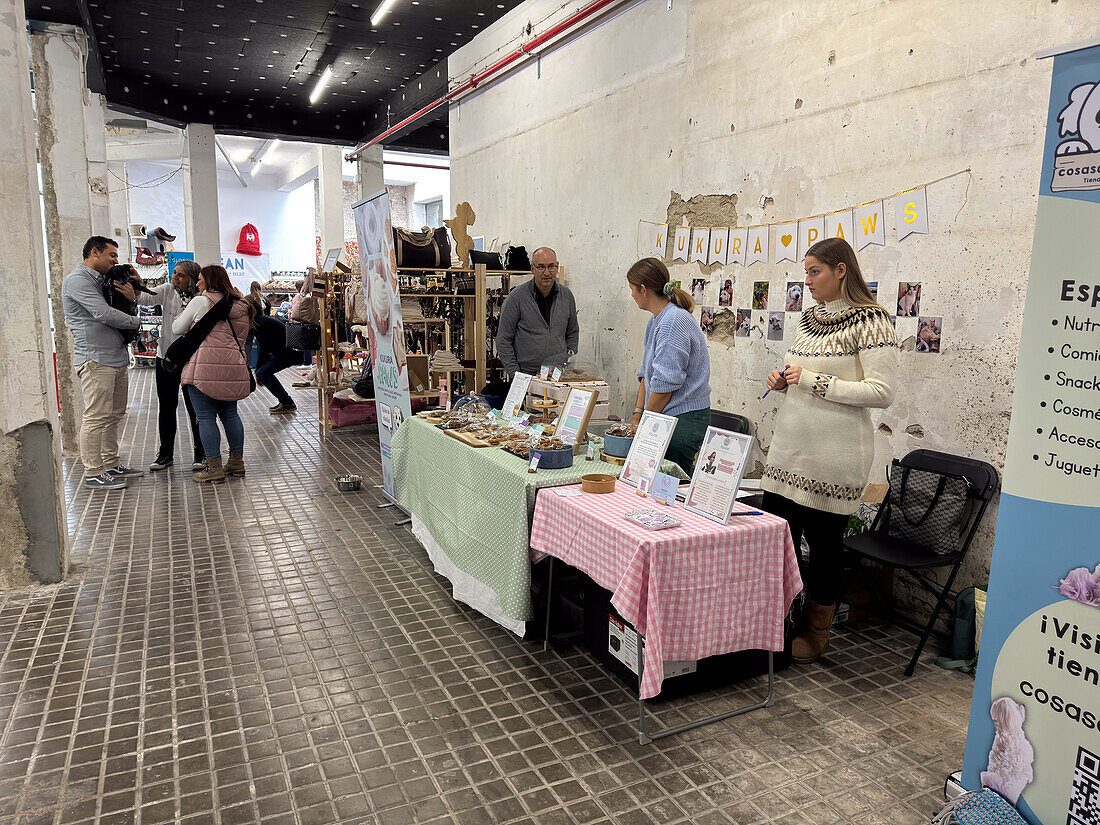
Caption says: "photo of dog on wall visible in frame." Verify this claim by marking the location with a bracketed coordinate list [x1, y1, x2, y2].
[867, 281, 879, 301]
[916, 316, 942, 353]
[768, 312, 784, 340]
[691, 278, 707, 305]
[897, 282, 921, 317]
[718, 279, 733, 307]
[785, 282, 803, 312]
[735, 309, 751, 338]
[752, 281, 769, 310]
[700, 306, 715, 334]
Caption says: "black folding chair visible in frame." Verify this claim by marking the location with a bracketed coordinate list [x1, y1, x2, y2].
[710, 409, 752, 435]
[843, 448, 999, 676]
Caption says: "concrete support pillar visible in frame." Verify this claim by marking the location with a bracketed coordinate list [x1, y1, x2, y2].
[183, 124, 221, 266]
[318, 144, 344, 261]
[85, 93, 111, 237]
[107, 161, 131, 260]
[30, 24, 93, 454]
[356, 144, 384, 201]
[0, 4, 68, 585]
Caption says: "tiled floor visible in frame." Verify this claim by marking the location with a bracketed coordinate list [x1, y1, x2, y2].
[0, 367, 972, 825]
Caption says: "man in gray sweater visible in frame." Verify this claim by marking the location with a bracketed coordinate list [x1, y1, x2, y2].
[496, 247, 579, 377]
[61, 237, 144, 490]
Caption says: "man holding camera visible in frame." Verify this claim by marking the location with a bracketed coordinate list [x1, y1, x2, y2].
[61, 237, 144, 490]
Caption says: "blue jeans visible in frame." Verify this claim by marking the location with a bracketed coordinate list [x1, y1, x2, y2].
[186, 385, 245, 461]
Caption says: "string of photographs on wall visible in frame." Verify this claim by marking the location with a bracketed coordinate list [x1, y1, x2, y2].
[662, 170, 969, 356]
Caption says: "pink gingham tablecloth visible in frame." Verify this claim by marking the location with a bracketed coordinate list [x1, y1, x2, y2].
[530, 485, 802, 699]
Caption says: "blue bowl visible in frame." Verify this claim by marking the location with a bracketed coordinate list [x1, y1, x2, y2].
[536, 445, 574, 470]
[603, 434, 634, 458]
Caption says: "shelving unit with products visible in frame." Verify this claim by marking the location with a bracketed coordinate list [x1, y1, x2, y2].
[129, 266, 168, 368]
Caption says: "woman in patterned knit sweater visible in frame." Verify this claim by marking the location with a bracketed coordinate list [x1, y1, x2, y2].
[762, 237, 898, 663]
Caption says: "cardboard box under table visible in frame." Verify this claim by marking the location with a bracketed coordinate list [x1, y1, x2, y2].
[530, 483, 803, 742]
[390, 416, 625, 635]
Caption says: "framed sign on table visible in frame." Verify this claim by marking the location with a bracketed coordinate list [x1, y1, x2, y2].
[322, 247, 342, 272]
[683, 427, 755, 524]
[500, 372, 534, 419]
[619, 411, 677, 488]
[553, 386, 597, 445]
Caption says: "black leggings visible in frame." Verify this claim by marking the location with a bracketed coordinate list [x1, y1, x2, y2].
[761, 492, 849, 605]
[155, 357, 202, 459]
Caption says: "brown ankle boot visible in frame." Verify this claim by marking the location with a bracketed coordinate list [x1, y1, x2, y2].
[792, 601, 836, 663]
[193, 457, 226, 483]
[226, 452, 245, 477]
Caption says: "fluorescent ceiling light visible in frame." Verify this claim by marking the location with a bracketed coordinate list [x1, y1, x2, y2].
[250, 139, 281, 175]
[309, 66, 333, 104]
[370, 0, 399, 26]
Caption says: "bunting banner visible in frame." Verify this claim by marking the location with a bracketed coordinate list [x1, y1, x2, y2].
[797, 216, 824, 260]
[772, 220, 798, 264]
[854, 200, 886, 250]
[708, 228, 729, 265]
[638, 170, 965, 264]
[728, 228, 748, 266]
[746, 226, 769, 266]
[650, 223, 667, 257]
[827, 209, 855, 245]
[690, 228, 710, 263]
[895, 186, 929, 241]
[673, 226, 690, 262]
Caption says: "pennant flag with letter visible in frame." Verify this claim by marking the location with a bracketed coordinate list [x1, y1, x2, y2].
[798, 216, 824, 260]
[651, 224, 668, 258]
[772, 220, 798, 264]
[690, 228, 710, 264]
[728, 228, 747, 266]
[673, 226, 690, 262]
[854, 200, 886, 250]
[707, 228, 729, 265]
[746, 226, 769, 266]
[826, 210, 854, 245]
[894, 186, 929, 241]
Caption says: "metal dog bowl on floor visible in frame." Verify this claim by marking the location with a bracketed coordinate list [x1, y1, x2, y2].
[335, 474, 362, 492]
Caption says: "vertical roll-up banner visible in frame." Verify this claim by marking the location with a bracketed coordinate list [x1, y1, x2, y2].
[961, 43, 1100, 825]
[352, 189, 411, 502]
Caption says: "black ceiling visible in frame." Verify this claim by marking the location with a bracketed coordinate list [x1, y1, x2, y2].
[24, 0, 524, 152]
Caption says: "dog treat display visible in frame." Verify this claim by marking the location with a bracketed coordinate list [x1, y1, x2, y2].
[606, 423, 637, 438]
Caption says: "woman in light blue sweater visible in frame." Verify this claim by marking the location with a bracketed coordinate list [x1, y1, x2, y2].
[628, 257, 712, 474]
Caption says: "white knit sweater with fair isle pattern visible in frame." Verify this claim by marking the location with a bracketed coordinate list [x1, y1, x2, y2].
[761, 298, 899, 515]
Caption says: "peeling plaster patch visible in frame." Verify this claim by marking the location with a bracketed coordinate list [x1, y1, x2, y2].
[0, 435, 32, 591]
[707, 308, 739, 347]
[905, 424, 925, 438]
[878, 423, 893, 436]
[664, 191, 738, 274]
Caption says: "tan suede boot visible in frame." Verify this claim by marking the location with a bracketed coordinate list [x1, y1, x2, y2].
[193, 457, 226, 483]
[791, 601, 836, 663]
[225, 452, 245, 477]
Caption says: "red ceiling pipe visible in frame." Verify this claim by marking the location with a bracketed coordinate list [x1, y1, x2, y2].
[346, 0, 626, 160]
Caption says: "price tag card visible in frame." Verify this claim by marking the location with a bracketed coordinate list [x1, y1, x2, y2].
[551, 367, 563, 382]
[528, 451, 542, 473]
[651, 472, 679, 506]
[539, 365, 551, 380]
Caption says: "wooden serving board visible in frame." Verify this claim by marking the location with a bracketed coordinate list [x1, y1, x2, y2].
[600, 450, 626, 466]
[445, 429, 493, 448]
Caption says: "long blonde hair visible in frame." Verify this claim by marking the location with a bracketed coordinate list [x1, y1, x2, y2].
[804, 237, 880, 309]
[626, 257, 694, 313]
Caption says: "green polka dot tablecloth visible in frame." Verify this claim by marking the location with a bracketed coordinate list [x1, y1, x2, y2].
[391, 417, 627, 623]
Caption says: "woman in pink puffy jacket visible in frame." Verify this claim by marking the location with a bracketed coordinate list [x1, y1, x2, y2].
[173, 265, 255, 483]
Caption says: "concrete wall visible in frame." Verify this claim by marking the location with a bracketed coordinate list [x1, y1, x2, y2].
[127, 161, 315, 270]
[449, 0, 1093, 613]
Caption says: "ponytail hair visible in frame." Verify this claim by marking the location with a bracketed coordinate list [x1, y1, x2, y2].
[626, 257, 694, 313]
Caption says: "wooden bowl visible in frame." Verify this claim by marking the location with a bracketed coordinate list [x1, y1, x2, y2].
[581, 473, 616, 494]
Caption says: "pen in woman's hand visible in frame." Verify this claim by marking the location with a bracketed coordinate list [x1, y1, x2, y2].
[760, 367, 788, 400]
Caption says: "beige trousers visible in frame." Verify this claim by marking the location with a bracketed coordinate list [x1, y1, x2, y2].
[77, 361, 128, 476]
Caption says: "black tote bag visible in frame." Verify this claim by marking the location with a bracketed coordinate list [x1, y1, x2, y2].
[885, 460, 971, 554]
